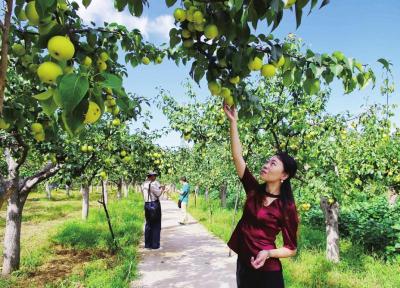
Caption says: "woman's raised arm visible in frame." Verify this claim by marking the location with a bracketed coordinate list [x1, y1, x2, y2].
[223, 103, 246, 178]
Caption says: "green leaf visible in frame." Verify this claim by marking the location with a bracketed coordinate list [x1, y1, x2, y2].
[35, 0, 56, 18]
[295, 3, 303, 28]
[115, 0, 128, 11]
[271, 10, 283, 31]
[377, 58, 392, 71]
[58, 74, 89, 113]
[37, 24, 66, 49]
[320, 0, 330, 9]
[193, 66, 205, 84]
[82, 0, 92, 8]
[165, 0, 178, 7]
[271, 0, 280, 13]
[169, 28, 181, 48]
[322, 70, 334, 84]
[61, 101, 87, 137]
[128, 0, 143, 16]
[230, 0, 244, 12]
[39, 95, 58, 117]
[53, 89, 62, 107]
[329, 64, 343, 77]
[240, 8, 249, 27]
[308, 0, 318, 15]
[33, 89, 54, 100]
[99, 73, 123, 89]
[283, 70, 294, 86]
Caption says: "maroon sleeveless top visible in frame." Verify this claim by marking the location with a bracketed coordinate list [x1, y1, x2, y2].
[227, 166, 299, 271]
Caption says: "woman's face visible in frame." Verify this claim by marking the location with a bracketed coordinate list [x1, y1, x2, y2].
[260, 156, 288, 183]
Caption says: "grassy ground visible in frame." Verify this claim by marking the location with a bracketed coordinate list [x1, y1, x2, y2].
[187, 196, 400, 288]
[0, 187, 144, 288]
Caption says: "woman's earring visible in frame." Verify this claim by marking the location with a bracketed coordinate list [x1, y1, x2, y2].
[280, 179, 284, 183]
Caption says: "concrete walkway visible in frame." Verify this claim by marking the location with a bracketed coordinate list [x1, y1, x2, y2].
[131, 200, 237, 288]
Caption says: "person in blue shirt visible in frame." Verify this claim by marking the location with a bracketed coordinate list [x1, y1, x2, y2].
[178, 176, 190, 225]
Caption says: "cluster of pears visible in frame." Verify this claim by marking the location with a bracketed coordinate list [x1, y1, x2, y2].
[300, 203, 311, 211]
[31, 122, 45, 142]
[173, 1, 219, 49]
[92, 52, 110, 72]
[207, 81, 235, 107]
[152, 152, 163, 165]
[141, 55, 163, 65]
[104, 89, 120, 116]
[36, 35, 75, 84]
[19, 0, 69, 27]
[80, 144, 94, 153]
[182, 126, 192, 141]
[103, 88, 122, 127]
[44, 153, 57, 164]
[247, 55, 286, 79]
[99, 171, 107, 180]
[10, 40, 37, 73]
[120, 150, 132, 163]
[16, 0, 68, 38]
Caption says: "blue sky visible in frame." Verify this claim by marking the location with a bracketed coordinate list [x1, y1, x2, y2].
[78, 1, 399, 147]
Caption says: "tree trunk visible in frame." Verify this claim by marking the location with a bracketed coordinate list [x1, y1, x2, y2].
[388, 187, 398, 207]
[0, 0, 14, 114]
[81, 184, 89, 220]
[117, 179, 122, 200]
[2, 190, 26, 275]
[194, 185, 199, 208]
[102, 180, 108, 206]
[123, 179, 128, 198]
[0, 148, 20, 210]
[171, 183, 176, 193]
[229, 183, 242, 257]
[45, 182, 51, 200]
[220, 182, 227, 208]
[320, 196, 340, 263]
[205, 187, 209, 201]
[65, 184, 71, 197]
[134, 182, 140, 193]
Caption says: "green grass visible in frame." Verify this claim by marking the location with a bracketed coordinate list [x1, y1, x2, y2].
[0, 188, 144, 288]
[0, 189, 82, 229]
[49, 192, 144, 288]
[0, 189, 83, 287]
[187, 196, 400, 288]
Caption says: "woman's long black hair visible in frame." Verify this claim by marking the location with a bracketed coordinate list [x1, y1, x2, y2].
[276, 151, 297, 208]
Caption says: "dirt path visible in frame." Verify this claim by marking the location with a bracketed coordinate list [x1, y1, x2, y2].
[131, 200, 237, 288]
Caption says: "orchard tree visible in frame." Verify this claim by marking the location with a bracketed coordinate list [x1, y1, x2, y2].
[0, 0, 171, 211]
[0, 0, 160, 272]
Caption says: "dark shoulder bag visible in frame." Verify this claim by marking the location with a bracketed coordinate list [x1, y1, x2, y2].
[178, 189, 189, 209]
[145, 182, 160, 221]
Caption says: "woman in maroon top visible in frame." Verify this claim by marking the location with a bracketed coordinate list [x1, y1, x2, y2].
[224, 103, 299, 288]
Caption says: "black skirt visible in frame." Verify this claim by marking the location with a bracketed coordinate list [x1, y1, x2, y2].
[236, 257, 284, 288]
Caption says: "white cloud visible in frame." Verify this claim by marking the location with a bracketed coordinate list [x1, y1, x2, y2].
[76, 0, 174, 40]
[148, 15, 175, 40]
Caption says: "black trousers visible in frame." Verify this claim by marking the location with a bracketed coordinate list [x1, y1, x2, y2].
[236, 258, 284, 288]
[144, 200, 161, 249]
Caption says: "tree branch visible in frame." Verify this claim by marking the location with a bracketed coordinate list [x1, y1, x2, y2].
[18, 162, 61, 199]
[13, 131, 29, 170]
